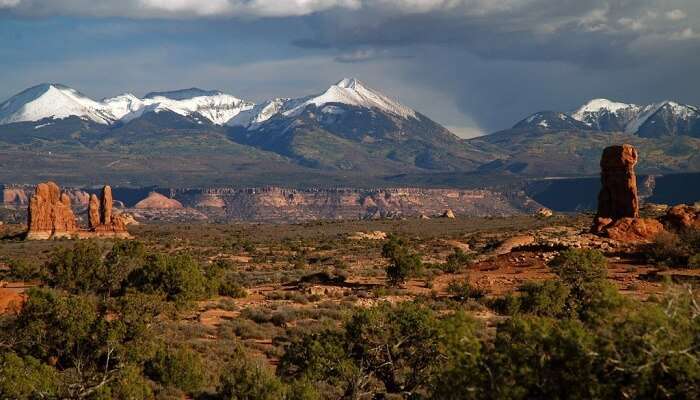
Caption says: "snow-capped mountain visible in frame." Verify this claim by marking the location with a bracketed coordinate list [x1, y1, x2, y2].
[515, 98, 700, 137]
[228, 78, 418, 130]
[0, 84, 116, 125]
[0, 84, 254, 126]
[126, 89, 255, 125]
[513, 111, 591, 131]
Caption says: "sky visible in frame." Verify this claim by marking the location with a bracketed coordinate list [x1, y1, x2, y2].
[0, 0, 699, 138]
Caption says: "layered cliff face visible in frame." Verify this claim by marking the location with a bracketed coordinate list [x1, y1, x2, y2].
[4, 184, 542, 223]
[171, 187, 542, 221]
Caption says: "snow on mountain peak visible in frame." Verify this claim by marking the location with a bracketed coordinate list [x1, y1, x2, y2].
[143, 88, 223, 100]
[335, 77, 362, 89]
[0, 83, 115, 125]
[572, 98, 635, 119]
[295, 78, 418, 119]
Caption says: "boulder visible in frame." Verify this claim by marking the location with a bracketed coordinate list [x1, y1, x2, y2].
[596, 144, 639, 221]
[26, 181, 78, 240]
[442, 209, 456, 219]
[536, 208, 553, 218]
[661, 204, 700, 231]
[134, 192, 184, 209]
[600, 218, 664, 243]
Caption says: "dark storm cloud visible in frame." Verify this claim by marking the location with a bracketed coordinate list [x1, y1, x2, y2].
[288, 0, 700, 130]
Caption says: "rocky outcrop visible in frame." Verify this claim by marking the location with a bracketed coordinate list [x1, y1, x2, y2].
[134, 192, 184, 209]
[86, 185, 131, 238]
[26, 182, 130, 240]
[493, 235, 536, 255]
[442, 209, 456, 219]
[600, 218, 665, 242]
[592, 145, 663, 242]
[661, 204, 700, 230]
[537, 208, 553, 218]
[27, 182, 78, 240]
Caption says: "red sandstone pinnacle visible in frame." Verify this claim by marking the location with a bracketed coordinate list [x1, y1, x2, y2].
[88, 194, 100, 229]
[596, 144, 639, 221]
[26, 181, 78, 240]
[592, 145, 664, 243]
[101, 185, 113, 224]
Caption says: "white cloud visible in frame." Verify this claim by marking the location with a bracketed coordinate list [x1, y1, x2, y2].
[666, 9, 687, 21]
[671, 27, 700, 40]
[0, 0, 21, 8]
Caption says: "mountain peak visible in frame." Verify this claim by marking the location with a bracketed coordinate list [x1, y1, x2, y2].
[0, 82, 114, 125]
[335, 78, 363, 89]
[573, 98, 635, 116]
[144, 88, 224, 100]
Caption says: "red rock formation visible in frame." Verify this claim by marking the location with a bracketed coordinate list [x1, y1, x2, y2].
[101, 185, 113, 224]
[134, 192, 184, 209]
[26, 181, 78, 240]
[27, 182, 131, 240]
[592, 145, 664, 242]
[596, 144, 639, 221]
[661, 204, 700, 231]
[85, 185, 131, 238]
[600, 218, 665, 243]
[88, 194, 101, 229]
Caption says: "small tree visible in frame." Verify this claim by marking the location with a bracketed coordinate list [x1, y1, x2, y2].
[382, 235, 422, 286]
[146, 345, 205, 394]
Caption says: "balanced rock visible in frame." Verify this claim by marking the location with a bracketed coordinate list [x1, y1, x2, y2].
[595, 144, 639, 223]
[27, 181, 78, 240]
[592, 145, 663, 242]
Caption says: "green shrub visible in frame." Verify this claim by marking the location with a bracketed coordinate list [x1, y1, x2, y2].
[515, 280, 571, 317]
[548, 249, 622, 321]
[0, 352, 60, 399]
[146, 345, 205, 394]
[216, 357, 286, 400]
[647, 232, 687, 267]
[382, 235, 423, 286]
[44, 240, 103, 293]
[127, 253, 208, 304]
[5, 259, 42, 281]
[446, 279, 485, 301]
[440, 248, 474, 274]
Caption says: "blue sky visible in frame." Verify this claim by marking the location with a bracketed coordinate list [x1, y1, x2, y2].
[1, 1, 699, 137]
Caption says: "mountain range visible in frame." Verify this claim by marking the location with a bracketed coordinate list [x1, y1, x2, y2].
[513, 98, 700, 137]
[1, 79, 700, 187]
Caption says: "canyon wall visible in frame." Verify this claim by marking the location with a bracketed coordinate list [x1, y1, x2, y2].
[170, 187, 541, 221]
[3, 184, 542, 222]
